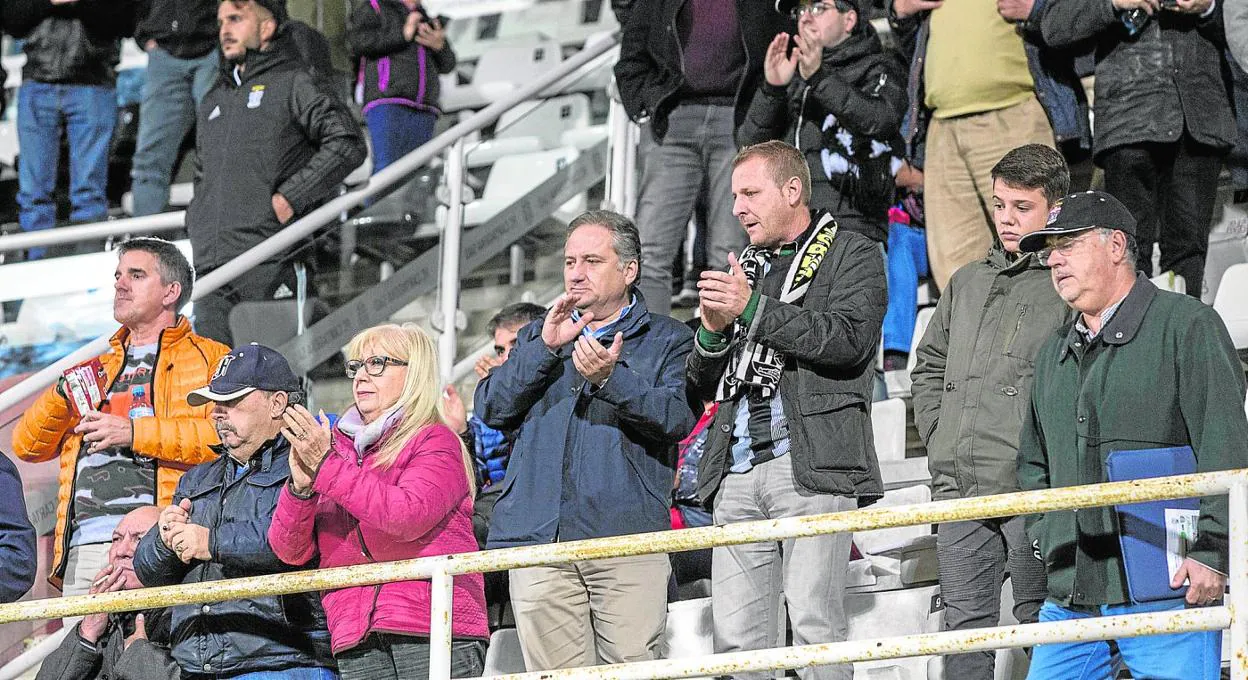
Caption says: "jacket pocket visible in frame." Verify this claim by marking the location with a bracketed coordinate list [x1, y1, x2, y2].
[799, 392, 870, 473]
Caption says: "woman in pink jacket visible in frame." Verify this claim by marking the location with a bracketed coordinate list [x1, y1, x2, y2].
[269, 323, 488, 679]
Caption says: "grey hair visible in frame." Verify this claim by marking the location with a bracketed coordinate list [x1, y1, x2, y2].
[566, 210, 643, 273]
[1094, 227, 1138, 268]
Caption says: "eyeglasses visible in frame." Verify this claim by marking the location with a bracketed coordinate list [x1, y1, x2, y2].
[790, 1, 851, 19]
[1036, 231, 1100, 266]
[345, 355, 408, 379]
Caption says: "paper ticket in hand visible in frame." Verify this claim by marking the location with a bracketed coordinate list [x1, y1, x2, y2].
[62, 358, 108, 418]
[1165, 508, 1200, 583]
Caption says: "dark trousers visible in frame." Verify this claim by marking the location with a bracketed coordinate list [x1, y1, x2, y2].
[192, 258, 305, 346]
[336, 634, 485, 680]
[1099, 136, 1225, 297]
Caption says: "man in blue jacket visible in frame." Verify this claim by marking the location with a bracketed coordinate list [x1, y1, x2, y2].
[0, 455, 36, 604]
[474, 210, 696, 671]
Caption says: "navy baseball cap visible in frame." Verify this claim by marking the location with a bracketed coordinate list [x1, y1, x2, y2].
[1019, 190, 1138, 253]
[187, 343, 301, 406]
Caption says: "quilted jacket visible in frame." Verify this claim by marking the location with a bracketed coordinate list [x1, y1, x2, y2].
[11, 316, 229, 588]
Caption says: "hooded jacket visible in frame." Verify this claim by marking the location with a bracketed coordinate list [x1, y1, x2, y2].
[738, 25, 907, 243]
[2, 0, 134, 86]
[133, 437, 335, 676]
[268, 417, 488, 653]
[11, 317, 229, 589]
[474, 294, 696, 548]
[911, 246, 1070, 501]
[346, 0, 457, 114]
[187, 29, 367, 272]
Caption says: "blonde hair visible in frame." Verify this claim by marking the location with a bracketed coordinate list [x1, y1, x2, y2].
[345, 323, 476, 495]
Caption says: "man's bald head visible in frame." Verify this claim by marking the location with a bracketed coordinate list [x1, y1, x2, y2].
[110, 506, 161, 590]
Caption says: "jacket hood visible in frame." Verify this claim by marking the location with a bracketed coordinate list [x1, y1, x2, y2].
[985, 244, 1049, 274]
[821, 22, 885, 73]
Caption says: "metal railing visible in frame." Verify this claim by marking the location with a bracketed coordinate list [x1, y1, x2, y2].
[0, 471, 1241, 679]
[0, 33, 623, 416]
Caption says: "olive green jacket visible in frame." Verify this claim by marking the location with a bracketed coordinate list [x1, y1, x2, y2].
[1017, 274, 1248, 606]
[912, 246, 1070, 501]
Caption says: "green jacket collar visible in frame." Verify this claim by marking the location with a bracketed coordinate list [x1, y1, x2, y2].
[1060, 272, 1156, 360]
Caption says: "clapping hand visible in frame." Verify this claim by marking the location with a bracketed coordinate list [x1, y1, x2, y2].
[763, 34, 797, 87]
[572, 332, 623, 386]
[281, 406, 332, 495]
[698, 253, 752, 333]
[542, 294, 594, 351]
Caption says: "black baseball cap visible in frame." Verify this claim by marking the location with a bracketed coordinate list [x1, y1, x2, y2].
[187, 343, 301, 406]
[1018, 190, 1138, 253]
[252, 0, 289, 25]
[775, 0, 860, 17]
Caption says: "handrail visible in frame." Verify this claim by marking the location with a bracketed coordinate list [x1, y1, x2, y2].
[0, 211, 185, 253]
[0, 33, 621, 416]
[0, 471, 1238, 622]
[0, 472, 1241, 678]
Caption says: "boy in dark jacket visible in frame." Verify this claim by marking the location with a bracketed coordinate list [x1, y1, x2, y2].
[739, 0, 907, 244]
[346, 0, 456, 174]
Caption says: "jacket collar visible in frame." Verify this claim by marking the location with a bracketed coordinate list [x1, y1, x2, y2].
[985, 244, 1048, 274]
[1060, 272, 1155, 360]
[217, 30, 297, 86]
[209, 434, 286, 472]
[109, 315, 193, 353]
[821, 23, 882, 69]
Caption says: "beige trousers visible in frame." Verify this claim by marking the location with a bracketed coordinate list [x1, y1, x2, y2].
[509, 553, 671, 671]
[924, 94, 1055, 290]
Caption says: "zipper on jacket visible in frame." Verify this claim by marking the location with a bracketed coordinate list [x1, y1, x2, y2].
[353, 449, 382, 637]
[1003, 305, 1028, 356]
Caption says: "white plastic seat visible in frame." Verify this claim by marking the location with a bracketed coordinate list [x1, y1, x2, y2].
[481, 628, 525, 675]
[439, 147, 583, 228]
[466, 94, 591, 168]
[1149, 271, 1186, 295]
[1213, 263, 1248, 349]
[871, 398, 907, 464]
[845, 583, 943, 679]
[662, 596, 714, 661]
[443, 39, 564, 112]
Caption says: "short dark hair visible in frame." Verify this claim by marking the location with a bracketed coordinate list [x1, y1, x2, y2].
[487, 302, 545, 336]
[117, 237, 195, 312]
[566, 210, 643, 272]
[991, 144, 1070, 205]
[733, 140, 812, 205]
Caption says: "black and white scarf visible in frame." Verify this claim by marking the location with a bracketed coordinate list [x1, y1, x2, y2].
[715, 214, 839, 402]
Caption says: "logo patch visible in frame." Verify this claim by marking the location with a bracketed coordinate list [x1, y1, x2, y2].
[1046, 201, 1063, 226]
[211, 354, 236, 381]
[247, 85, 265, 109]
[208, 105, 221, 120]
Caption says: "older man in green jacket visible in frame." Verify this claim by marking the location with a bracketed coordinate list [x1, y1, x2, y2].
[912, 144, 1072, 680]
[1016, 190, 1248, 680]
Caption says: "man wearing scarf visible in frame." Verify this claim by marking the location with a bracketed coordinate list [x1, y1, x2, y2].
[688, 140, 886, 680]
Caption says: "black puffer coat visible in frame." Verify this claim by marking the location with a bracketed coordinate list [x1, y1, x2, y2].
[134, 437, 335, 676]
[2, 0, 134, 86]
[738, 25, 907, 243]
[1040, 0, 1234, 156]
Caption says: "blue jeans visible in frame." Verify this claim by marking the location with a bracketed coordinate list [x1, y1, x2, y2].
[17, 81, 116, 258]
[882, 221, 928, 353]
[130, 46, 218, 216]
[185, 667, 338, 680]
[363, 104, 438, 175]
[634, 103, 745, 317]
[1026, 599, 1222, 680]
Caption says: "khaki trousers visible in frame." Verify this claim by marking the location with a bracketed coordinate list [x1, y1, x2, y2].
[924, 95, 1055, 290]
[509, 553, 671, 671]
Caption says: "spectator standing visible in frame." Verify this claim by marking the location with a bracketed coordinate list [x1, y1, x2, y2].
[614, 0, 791, 316]
[269, 324, 487, 679]
[0, 455, 36, 604]
[1016, 191, 1248, 679]
[129, 0, 219, 216]
[346, 0, 456, 174]
[2, 0, 136, 260]
[134, 343, 336, 679]
[11, 238, 229, 595]
[889, 0, 1088, 291]
[910, 144, 1071, 680]
[739, 0, 907, 244]
[188, 0, 366, 346]
[474, 210, 695, 670]
[37, 506, 179, 680]
[1041, 0, 1234, 297]
[688, 141, 886, 680]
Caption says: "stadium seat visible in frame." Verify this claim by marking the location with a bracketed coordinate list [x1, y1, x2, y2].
[1149, 271, 1186, 295]
[466, 94, 592, 168]
[845, 583, 943, 679]
[482, 628, 526, 675]
[442, 40, 565, 112]
[871, 398, 907, 464]
[438, 146, 584, 228]
[1213, 263, 1248, 349]
[662, 596, 714, 662]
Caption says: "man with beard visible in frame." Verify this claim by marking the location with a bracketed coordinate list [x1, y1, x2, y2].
[187, 0, 365, 345]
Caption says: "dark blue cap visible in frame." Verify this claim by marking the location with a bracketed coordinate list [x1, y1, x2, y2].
[187, 343, 300, 406]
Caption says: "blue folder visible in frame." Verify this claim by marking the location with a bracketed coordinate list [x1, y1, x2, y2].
[1104, 446, 1199, 603]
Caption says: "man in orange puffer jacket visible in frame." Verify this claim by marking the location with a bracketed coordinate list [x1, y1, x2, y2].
[12, 238, 229, 593]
